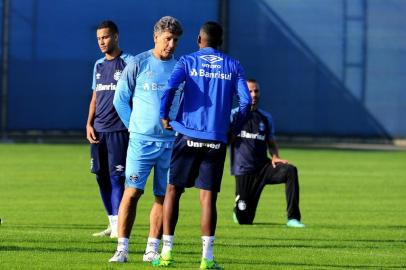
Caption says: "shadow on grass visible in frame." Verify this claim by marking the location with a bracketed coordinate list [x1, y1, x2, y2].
[222, 259, 405, 269]
[6, 223, 149, 230]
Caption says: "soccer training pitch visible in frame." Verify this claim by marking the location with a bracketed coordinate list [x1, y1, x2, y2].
[0, 143, 405, 269]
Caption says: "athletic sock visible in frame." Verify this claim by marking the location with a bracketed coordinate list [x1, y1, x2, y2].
[109, 215, 118, 235]
[145, 237, 160, 254]
[202, 236, 215, 260]
[117, 237, 129, 252]
[161, 235, 174, 254]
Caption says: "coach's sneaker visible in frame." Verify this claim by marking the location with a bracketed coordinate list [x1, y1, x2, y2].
[200, 258, 223, 270]
[143, 251, 159, 262]
[109, 250, 128, 263]
[92, 225, 111, 237]
[287, 219, 305, 228]
[151, 250, 174, 267]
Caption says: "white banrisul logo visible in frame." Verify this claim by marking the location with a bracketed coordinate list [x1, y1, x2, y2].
[189, 68, 231, 80]
[113, 70, 122, 81]
[96, 73, 101, 80]
[143, 82, 164, 91]
[200, 55, 223, 64]
[238, 130, 266, 141]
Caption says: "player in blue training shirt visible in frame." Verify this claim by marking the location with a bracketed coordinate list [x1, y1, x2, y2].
[108, 16, 183, 264]
[86, 20, 134, 239]
[153, 22, 251, 270]
[230, 79, 305, 228]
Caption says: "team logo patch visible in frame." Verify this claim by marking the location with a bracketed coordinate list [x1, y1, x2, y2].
[145, 70, 154, 79]
[96, 73, 101, 80]
[129, 174, 139, 182]
[259, 121, 265, 132]
[238, 200, 247, 211]
[115, 165, 125, 172]
[113, 70, 122, 81]
[200, 55, 223, 64]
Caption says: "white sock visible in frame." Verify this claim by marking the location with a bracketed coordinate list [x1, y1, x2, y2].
[202, 236, 215, 260]
[145, 237, 160, 254]
[108, 215, 114, 228]
[161, 235, 174, 254]
[109, 215, 118, 234]
[117, 237, 129, 252]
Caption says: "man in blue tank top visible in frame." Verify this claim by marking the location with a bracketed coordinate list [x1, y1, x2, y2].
[230, 79, 305, 228]
[86, 20, 134, 239]
[109, 16, 183, 264]
[153, 22, 252, 270]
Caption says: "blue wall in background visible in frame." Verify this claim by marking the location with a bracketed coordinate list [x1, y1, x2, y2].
[1, 0, 405, 138]
[229, 0, 405, 138]
[4, 0, 218, 130]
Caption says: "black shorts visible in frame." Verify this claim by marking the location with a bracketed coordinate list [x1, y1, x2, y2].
[90, 130, 129, 176]
[169, 134, 227, 192]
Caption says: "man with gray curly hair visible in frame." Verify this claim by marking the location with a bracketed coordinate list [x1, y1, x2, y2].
[108, 16, 183, 263]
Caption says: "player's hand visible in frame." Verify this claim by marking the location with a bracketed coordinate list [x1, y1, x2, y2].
[161, 118, 173, 130]
[271, 157, 288, 168]
[86, 125, 99, 144]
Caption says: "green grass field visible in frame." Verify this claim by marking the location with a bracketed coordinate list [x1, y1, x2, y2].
[0, 144, 405, 269]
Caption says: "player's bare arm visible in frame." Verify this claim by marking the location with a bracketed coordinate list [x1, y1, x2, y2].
[268, 139, 288, 167]
[86, 91, 99, 143]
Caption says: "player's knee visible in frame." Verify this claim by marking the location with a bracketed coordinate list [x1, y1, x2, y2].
[110, 175, 125, 187]
[286, 165, 298, 178]
[123, 187, 143, 201]
[235, 200, 254, 225]
[167, 184, 183, 197]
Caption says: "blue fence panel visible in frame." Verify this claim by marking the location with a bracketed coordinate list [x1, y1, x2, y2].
[3, 0, 406, 138]
[6, 0, 218, 131]
[228, 0, 404, 138]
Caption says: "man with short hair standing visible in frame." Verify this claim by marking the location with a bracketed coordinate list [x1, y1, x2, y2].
[154, 21, 251, 270]
[109, 16, 183, 263]
[230, 79, 305, 228]
[86, 20, 133, 239]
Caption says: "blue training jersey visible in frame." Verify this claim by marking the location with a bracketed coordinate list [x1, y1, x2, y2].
[160, 47, 252, 143]
[230, 108, 275, 175]
[92, 52, 135, 132]
[113, 50, 181, 141]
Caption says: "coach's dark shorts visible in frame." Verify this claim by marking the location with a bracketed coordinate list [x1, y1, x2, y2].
[90, 130, 129, 176]
[169, 134, 226, 192]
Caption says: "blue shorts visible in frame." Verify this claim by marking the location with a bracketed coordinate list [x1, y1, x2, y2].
[90, 131, 129, 176]
[169, 134, 227, 192]
[125, 138, 173, 196]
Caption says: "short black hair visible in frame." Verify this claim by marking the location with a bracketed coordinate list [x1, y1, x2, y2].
[200, 21, 223, 47]
[97, 20, 119, 34]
